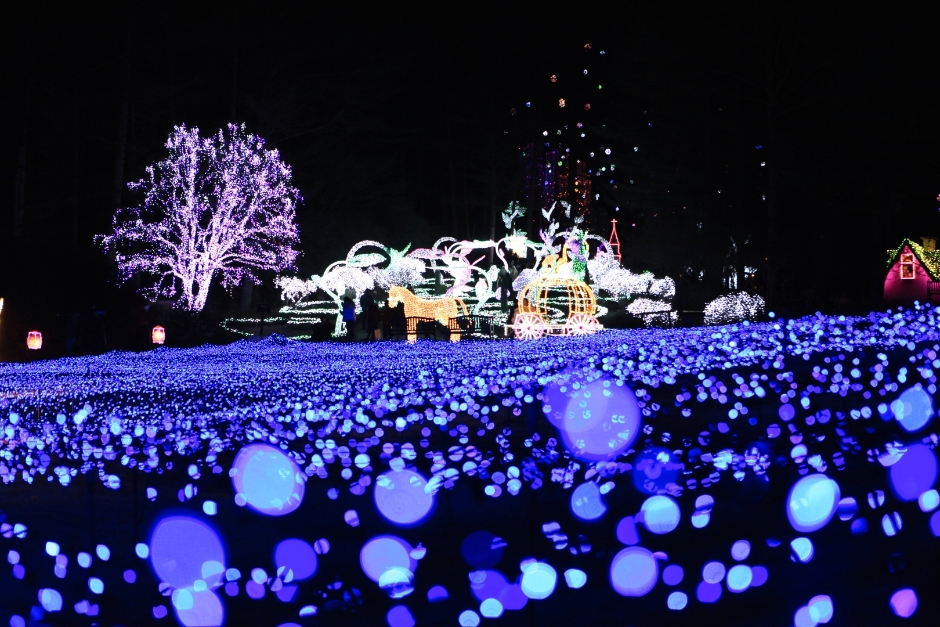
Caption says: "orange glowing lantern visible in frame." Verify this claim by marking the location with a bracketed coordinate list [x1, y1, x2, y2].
[27, 331, 42, 350]
[152, 326, 166, 345]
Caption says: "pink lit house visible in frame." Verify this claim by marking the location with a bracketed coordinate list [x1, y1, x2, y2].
[884, 238, 940, 306]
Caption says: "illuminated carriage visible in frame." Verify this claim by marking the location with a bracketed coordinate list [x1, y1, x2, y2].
[512, 275, 601, 339]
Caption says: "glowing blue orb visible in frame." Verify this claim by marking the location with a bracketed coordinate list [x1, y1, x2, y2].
[374, 469, 434, 526]
[521, 562, 557, 600]
[640, 496, 680, 534]
[892, 387, 933, 432]
[542, 374, 640, 460]
[889, 444, 938, 501]
[150, 516, 225, 590]
[890, 588, 918, 618]
[274, 539, 317, 581]
[731, 540, 751, 561]
[175, 589, 224, 627]
[360, 536, 416, 584]
[479, 598, 503, 618]
[564, 569, 587, 589]
[808, 594, 833, 623]
[571, 482, 607, 520]
[787, 474, 840, 532]
[790, 537, 814, 563]
[610, 547, 658, 597]
[667, 591, 688, 610]
[386, 605, 415, 627]
[231, 444, 304, 516]
[38, 589, 62, 612]
[662, 564, 683, 585]
[458, 610, 481, 626]
[469, 570, 509, 602]
[726, 565, 752, 592]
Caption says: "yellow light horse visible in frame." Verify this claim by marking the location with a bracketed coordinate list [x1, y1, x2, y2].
[387, 286, 469, 342]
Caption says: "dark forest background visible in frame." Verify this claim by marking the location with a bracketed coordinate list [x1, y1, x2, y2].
[2, 2, 939, 357]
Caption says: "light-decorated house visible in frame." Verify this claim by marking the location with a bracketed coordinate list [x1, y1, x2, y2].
[884, 238, 940, 305]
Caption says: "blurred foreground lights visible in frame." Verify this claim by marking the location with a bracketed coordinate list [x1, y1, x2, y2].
[919, 489, 939, 512]
[667, 591, 688, 610]
[275, 539, 317, 581]
[790, 537, 814, 563]
[458, 610, 481, 627]
[230, 444, 305, 516]
[731, 540, 751, 561]
[386, 605, 415, 627]
[889, 444, 938, 501]
[564, 568, 587, 589]
[521, 562, 557, 599]
[39, 589, 63, 612]
[610, 547, 657, 597]
[808, 595, 834, 623]
[726, 565, 752, 592]
[374, 469, 434, 526]
[787, 474, 840, 532]
[890, 588, 918, 618]
[640, 496, 680, 534]
[891, 386, 933, 432]
[571, 482, 606, 520]
[479, 598, 503, 618]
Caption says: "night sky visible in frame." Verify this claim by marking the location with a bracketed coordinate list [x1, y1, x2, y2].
[2, 3, 940, 348]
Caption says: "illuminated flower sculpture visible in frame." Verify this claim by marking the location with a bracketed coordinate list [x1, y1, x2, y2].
[98, 124, 301, 311]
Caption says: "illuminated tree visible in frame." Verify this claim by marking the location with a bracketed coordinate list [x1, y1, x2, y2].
[98, 124, 301, 311]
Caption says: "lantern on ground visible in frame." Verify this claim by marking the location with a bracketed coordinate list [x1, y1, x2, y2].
[27, 331, 42, 350]
[152, 326, 166, 345]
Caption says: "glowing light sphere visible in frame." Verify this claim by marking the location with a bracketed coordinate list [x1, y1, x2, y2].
[889, 443, 938, 501]
[667, 591, 688, 610]
[274, 539, 317, 581]
[231, 444, 304, 516]
[610, 547, 658, 597]
[542, 374, 640, 461]
[662, 564, 683, 586]
[726, 565, 752, 592]
[150, 516, 225, 590]
[890, 588, 918, 618]
[790, 537, 814, 563]
[731, 540, 751, 561]
[521, 562, 557, 600]
[892, 386, 933, 432]
[174, 589, 224, 627]
[640, 496, 680, 534]
[702, 561, 726, 584]
[458, 610, 481, 627]
[479, 598, 504, 618]
[787, 474, 840, 532]
[919, 489, 939, 512]
[564, 568, 587, 589]
[374, 469, 434, 526]
[360, 536, 416, 584]
[386, 605, 416, 627]
[571, 482, 607, 520]
[808, 594, 834, 623]
[38, 589, 62, 612]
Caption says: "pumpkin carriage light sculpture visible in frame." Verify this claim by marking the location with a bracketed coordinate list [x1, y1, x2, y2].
[512, 244, 602, 340]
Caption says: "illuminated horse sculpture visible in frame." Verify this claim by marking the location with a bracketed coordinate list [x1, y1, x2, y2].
[387, 286, 469, 342]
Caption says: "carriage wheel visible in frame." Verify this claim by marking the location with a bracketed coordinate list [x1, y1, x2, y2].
[514, 313, 545, 340]
[565, 313, 598, 336]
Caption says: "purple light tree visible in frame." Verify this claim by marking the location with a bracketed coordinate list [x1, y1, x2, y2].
[98, 124, 301, 311]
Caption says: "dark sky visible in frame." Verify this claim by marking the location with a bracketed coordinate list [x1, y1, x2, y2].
[2, 2, 940, 317]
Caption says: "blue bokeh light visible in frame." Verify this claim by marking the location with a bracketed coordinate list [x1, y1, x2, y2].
[521, 562, 557, 600]
[726, 565, 752, 592]
[386, 605, 415, 627]
[610, 547, 658, 597]
[374, 468, 434, 526]
[360, 536, 416, 584]
[571, 482, 607, 520]
[542, 374, 640, 460]
[889, 443, 938, 501]
[231, 443, 305, 516]
[890, 588, 918, 618]
[640, 495, 680, 534]
[633, 448, 682, 495]
[787, 474, 840, 532]
[892, 386, 933, 432]
[150, 516, 225, 590]
[274, 538, 317, 581]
